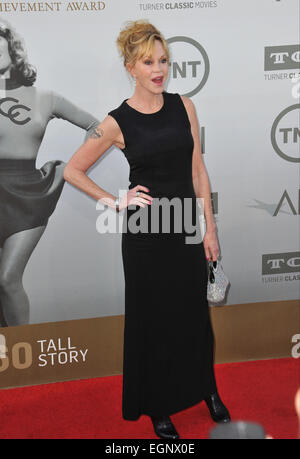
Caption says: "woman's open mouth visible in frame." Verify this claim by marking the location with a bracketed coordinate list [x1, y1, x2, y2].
[152, 76, 163, 86]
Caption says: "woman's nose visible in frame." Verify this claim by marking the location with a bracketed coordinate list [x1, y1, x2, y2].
[154, 61, 163, 72]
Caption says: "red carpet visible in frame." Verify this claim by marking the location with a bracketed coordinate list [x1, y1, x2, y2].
[0, 357, 299, 439]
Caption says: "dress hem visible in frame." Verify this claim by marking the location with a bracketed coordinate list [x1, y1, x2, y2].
[122, 387, 217, 421]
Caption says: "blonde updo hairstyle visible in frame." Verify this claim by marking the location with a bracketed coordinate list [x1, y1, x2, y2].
[117, 20, 169, 74]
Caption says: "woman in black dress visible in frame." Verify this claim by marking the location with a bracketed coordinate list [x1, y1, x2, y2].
[63, 19, 230, 439]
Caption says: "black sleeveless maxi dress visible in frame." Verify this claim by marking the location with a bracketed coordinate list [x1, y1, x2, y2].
[108, 90, 217, 421]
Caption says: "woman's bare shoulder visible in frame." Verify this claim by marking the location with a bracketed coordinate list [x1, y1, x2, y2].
[179, 95, 198, 127]
[179, 95, 196, 113]
[100, 114, 125, 149]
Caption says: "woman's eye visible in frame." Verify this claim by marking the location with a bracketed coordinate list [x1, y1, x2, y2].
[144, 58, 167, 65]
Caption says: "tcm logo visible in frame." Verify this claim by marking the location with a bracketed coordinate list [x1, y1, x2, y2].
[166, 36, 209, 97]
[271, 104, 300, 163]
[262, 251, 300, 275]
[265, 45, 300, 71]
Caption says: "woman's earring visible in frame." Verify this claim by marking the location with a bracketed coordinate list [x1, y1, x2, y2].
[132, 75, 136, 87]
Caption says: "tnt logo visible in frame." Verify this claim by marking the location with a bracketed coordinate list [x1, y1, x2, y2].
[166, 36, 209, 97]
[271, 104, 300, 163]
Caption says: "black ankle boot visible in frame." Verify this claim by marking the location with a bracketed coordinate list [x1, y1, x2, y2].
[150, 415, 180, 439]
[204, 392, 231, 423]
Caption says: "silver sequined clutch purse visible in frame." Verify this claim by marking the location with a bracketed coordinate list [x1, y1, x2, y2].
[207, 260, 229, 304]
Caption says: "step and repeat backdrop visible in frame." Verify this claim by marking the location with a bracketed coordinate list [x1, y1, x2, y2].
[0, 0, 299, 388]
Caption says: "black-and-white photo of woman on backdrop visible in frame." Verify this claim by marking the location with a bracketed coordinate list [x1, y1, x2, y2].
[0, 17, 99, 327]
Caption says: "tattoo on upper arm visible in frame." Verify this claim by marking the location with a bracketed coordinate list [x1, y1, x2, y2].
[90, 126, 104, 139]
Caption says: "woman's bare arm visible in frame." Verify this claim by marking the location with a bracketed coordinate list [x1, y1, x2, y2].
[180, 95, 219, 260]
[180, 95, 216, 232]
[63, 115, 124, 210]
